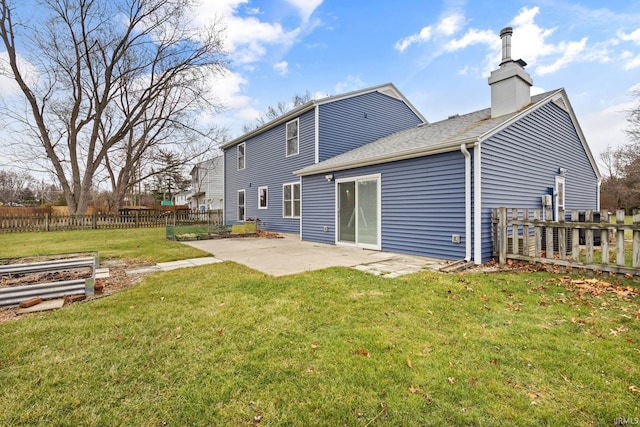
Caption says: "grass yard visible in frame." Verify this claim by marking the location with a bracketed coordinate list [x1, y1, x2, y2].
[0, 229, 639, 426]
[0, 228, 208, 263]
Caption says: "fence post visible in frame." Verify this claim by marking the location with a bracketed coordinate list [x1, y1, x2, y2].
[499, 207, 507, 265]
[45, 213, 50, 232]
[600, 211, 610, 273]
[571, 210, 579, 262]
[633, 212, 640, 275]
[585, 210, 594, 265]
[492, 208, 498, 257]
[523, 208, 529, 257]
[511, 208, 519, 255]
[558, 209, 566, 259]
[533, 209, 541, 258]
[616, 210, 625, 269]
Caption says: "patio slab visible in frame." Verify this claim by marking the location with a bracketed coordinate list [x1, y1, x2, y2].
[182, 233, 451, 277]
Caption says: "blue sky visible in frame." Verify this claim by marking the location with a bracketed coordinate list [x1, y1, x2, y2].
[198, 0, 640, 161]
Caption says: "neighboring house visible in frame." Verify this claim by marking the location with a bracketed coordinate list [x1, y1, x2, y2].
[222, 83, 426, 231]
[190, 156, 224, 211]
[224, 28, 600, 264]
[175, 190, 190, 207]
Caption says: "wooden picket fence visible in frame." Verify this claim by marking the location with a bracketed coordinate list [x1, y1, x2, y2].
[492, 207, 640, 279]
[0, 210, 223, 233]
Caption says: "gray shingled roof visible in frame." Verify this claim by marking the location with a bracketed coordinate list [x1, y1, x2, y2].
[295, 90, 559, 176]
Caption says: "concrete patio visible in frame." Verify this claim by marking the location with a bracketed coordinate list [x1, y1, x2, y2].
[180, 233, 451, 277]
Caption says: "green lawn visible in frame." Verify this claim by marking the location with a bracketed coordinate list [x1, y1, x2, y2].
[0, 230, 638, 426]
[0, 228, 208, 263]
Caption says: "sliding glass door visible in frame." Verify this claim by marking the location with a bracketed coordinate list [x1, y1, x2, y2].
[337, 175, 380, 249]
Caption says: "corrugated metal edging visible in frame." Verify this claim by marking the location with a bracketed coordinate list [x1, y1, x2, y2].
[0, 257, 96, 275]
[0, 279, 85, 307]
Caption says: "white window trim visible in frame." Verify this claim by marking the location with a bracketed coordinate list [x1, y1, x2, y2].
[258, 186, 268, 210]
[286, 118, 299, 158]
[282, 181, 301, 219]
[237, 189, 245, 221]
[237, 142, 246, 170]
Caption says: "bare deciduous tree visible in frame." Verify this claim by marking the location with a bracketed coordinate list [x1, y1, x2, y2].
[0, 0, 228, 213]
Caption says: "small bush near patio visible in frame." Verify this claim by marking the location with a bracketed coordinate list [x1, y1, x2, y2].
[1, 257, 638, 425]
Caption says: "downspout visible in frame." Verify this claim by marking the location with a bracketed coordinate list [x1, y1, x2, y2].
[460, 144, 472, 262]
[473, 140, 482, 264]
[596, 177, 601, 211]
[314, 105, 319, 164]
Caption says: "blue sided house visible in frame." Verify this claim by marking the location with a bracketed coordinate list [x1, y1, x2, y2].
[223, 27, 600, 264]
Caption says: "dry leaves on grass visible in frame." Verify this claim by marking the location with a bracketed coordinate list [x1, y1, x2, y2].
[556, 276, 639, 298]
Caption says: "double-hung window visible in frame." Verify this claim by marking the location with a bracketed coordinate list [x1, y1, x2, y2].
[258, 186, 268, 209]
[283, 182, 300, 218]
[237, 142, 245, 170]
[286, 119, 299, 157]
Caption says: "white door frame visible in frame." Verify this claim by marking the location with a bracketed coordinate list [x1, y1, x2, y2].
[335, 174, 381, 250]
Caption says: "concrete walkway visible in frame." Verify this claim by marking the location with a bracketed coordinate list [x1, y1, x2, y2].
[179, 233, 450, 277]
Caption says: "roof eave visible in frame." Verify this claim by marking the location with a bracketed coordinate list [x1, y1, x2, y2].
[295, 138, 478, 176]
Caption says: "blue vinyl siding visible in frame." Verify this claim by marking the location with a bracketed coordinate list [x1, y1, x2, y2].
[479, 102, 599, 262]
[302, 151, 467, 260]
[318, 92, 423, 162]
[224, 110, 315, 233]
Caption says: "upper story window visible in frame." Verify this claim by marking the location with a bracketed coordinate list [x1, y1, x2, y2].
[237, 142, 245, 170]
[286, 119, 299, 157]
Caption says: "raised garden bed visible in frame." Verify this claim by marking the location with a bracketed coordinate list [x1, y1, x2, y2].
[166, 220, 258, 241]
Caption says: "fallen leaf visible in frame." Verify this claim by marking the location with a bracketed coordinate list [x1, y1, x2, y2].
[447, 377, 455, 384]
[351, 348, 370, 358]
[409, 385, 418, 394]
[407, 359, 412, 368]
[629, 385, 640, 394]
[490, 359, 499, 365]
[449, 361, 455, 368]
[527, 392, 540, 399]
[217, 329, 224, 336]
[311, 343, 318, 349]
[469, 377, 477, 386]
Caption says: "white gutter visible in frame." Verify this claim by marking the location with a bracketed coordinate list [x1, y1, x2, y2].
[460, 144, 472, 262]
[473, 140, 482, 264]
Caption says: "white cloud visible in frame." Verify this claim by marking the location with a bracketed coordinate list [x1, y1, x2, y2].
[580, 100, 633, 158]
[208, 69, 250, 109]
[0, 51, 40, 98]
[395, 5, 632, 78]
[535, 38, 588, 75]
[194, 0, 319, 65]
[274, 61, 289, 76]
[333, 75, 366, 94]
[395, 12, 464, 53]
[619, 28, 640, 44]
[286, 0, 323, 23]
[395, 26, 433, 53]
[436, 13, 464, 37]
[624, 54, 640, 70]
[445, 28, 497, 52]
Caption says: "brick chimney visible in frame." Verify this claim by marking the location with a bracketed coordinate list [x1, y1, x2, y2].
[488, 27, 533, 118]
